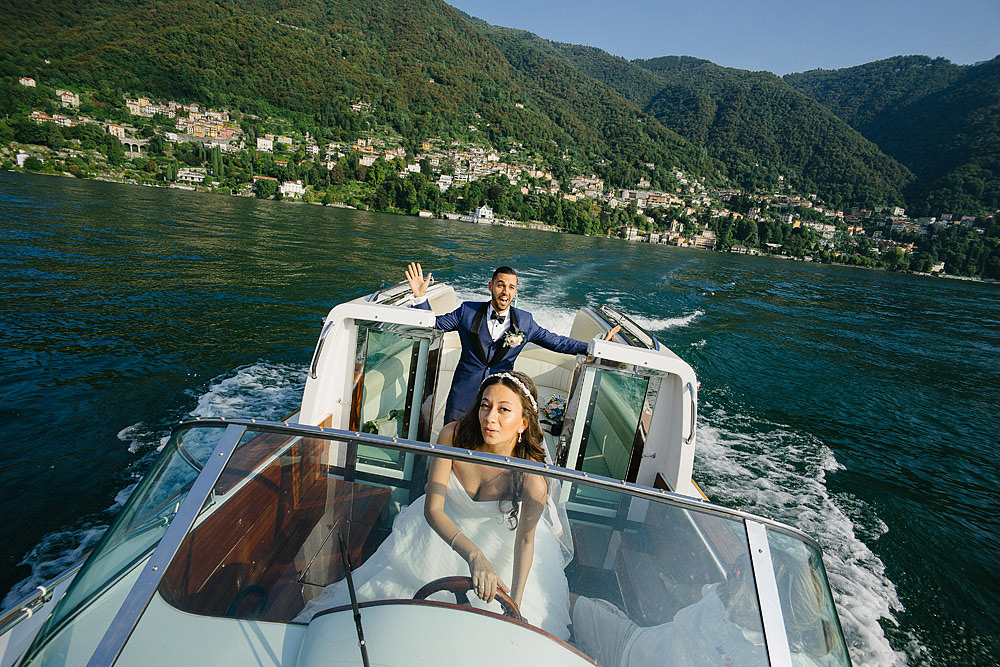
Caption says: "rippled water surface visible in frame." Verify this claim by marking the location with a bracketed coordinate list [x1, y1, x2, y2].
[1, 172, 998, 665]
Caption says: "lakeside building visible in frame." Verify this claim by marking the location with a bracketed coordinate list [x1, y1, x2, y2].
[176, 168, 207, 185]
[55, 89, 80, 108]
[472, 204, 494, 223]
[16, 152, 41, 167]
[19, 77, 36, 87]
[279, 180, 305, 198]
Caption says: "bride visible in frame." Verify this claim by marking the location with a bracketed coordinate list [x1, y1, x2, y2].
[295, 371, 571, 639]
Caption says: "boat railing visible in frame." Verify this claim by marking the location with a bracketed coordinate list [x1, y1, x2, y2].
[165, 418, 829, 560]
[0, 561, 85, 636]
[595, 304, 662, 351]
[17, 420, 850, 667]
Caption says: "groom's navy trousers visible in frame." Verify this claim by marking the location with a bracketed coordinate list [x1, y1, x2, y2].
[414, 300, 587, 423]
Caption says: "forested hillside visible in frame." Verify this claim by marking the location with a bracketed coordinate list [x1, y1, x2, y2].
[784, 56, 966, 132]
[467, 23, 715, 190]
[2, 0, 997, 214]
[787, 56, 1000, 215]
[1, 0, 708, 189]
[555, 47, 913, 209]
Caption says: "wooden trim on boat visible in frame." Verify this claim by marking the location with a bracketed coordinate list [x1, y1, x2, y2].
[654, 472, 710, 502]
[161, 437, 391, 621]
[653, 472, 670, 492]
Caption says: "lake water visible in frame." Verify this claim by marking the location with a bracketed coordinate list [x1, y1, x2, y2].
[1, 171, 997, 665]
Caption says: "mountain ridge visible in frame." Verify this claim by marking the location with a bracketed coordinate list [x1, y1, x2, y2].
[2, 0, 997, 213]
[786, 55, 1000, 214]
[553, 47, 913, 208]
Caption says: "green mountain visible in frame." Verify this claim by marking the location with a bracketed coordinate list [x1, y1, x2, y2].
[787, 56, 1000, 215]
[784, 56, 966, 132]
[465, 22, 714, 190]
[3, 0, 997, 214]
[552, 47, 913, 209]
[1, 0, 708, 190]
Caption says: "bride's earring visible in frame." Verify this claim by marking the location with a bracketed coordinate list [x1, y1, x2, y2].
[518, 431, 523, 444]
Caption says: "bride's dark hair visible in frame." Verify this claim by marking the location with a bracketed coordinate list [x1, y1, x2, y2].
[452, 370, 545, 529]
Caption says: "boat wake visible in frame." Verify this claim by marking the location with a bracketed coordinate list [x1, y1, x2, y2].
[450, 285, 703, 337]
[2, 362, 307, 609]
[184, 362, 307, 422]
[627, 310, 704, 331]
[694, 403, 910, 667]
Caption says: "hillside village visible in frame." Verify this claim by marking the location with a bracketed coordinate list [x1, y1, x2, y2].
[5, 77, 997, 278]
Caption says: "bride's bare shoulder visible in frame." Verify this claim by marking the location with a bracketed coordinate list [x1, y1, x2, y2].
[437, 421, 458, 445]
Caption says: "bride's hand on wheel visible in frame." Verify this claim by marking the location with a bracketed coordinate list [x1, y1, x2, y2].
[468, 551, 508, 603]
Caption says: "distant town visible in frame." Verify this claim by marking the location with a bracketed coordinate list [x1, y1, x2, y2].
[5, 76, 996, 279]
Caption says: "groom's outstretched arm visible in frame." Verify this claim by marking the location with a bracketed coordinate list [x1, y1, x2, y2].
[530, 321, 622, 355]
[531, 325, 589, 355]
[406, 262, 460, 331]
[405, 261, 432, 299]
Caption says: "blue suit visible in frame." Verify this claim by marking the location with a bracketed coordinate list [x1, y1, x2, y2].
[415, 300, 587, 423]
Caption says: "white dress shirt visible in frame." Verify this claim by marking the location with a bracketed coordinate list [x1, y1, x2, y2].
[486, 305, 511, 342]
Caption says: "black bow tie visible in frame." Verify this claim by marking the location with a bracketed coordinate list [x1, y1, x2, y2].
[491, 312, 506, 324]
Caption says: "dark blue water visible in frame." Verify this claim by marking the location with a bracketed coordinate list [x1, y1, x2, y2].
[1, 172, 997, 665]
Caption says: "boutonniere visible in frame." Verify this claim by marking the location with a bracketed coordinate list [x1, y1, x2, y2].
[503, 331, 525, 348]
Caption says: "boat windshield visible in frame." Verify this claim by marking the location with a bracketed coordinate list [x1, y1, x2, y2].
[23, 423, 851, 666]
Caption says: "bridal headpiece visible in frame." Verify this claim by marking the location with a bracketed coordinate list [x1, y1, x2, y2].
[482, 372, 538, 413]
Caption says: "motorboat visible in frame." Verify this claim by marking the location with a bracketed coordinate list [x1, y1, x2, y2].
[0, 281, 853, 666]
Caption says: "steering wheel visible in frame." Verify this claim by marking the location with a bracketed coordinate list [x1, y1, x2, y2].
[413, 576, 523, 620]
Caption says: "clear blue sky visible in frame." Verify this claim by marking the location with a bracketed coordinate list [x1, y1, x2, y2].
[447, 0, 1000, 75]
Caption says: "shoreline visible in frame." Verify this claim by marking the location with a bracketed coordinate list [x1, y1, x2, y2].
[6, 168, 996, 285]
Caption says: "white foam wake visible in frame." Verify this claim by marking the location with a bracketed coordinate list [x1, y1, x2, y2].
[628, 309, 704, 331]
[1, 526, 106, 608]
[1, 362, 307, 609]
[187, 362, 306, 421]
[450, 285, 702, 337]
[695, 408, 908, 667]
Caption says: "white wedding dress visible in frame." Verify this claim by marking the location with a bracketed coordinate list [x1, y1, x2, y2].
[295, 473, 571, 640]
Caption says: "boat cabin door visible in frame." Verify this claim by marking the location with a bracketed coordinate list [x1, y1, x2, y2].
[300, 303, 442, 483]
[558, 339, 699, 501]
[348, 320, 442, 478]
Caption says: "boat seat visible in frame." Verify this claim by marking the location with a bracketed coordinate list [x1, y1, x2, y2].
[513, 346, 576, 395]
[430, 342, 577, 442]
[430, 335, 461, 439]
[359, 365, 407, 427]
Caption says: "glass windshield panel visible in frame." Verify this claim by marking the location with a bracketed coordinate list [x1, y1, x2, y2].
[354, 324, 433, 473]
[151, 429, 772, 665]
[25, 425, 226, 654]
[576, 368, 647, 480]
[766, 530, 852, 666]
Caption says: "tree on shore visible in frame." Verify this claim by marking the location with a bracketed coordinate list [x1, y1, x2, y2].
[253, 178, 277, 198]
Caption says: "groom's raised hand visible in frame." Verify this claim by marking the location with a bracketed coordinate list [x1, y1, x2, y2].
[405, 262, 432, 299]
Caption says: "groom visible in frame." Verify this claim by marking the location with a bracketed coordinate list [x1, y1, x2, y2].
[406, 262, 619, 423]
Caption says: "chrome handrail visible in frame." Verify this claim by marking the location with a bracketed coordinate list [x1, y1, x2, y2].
[0, 558, 86, 636]
[22, 418, 831, 665]
[171, 418, 822, 551]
